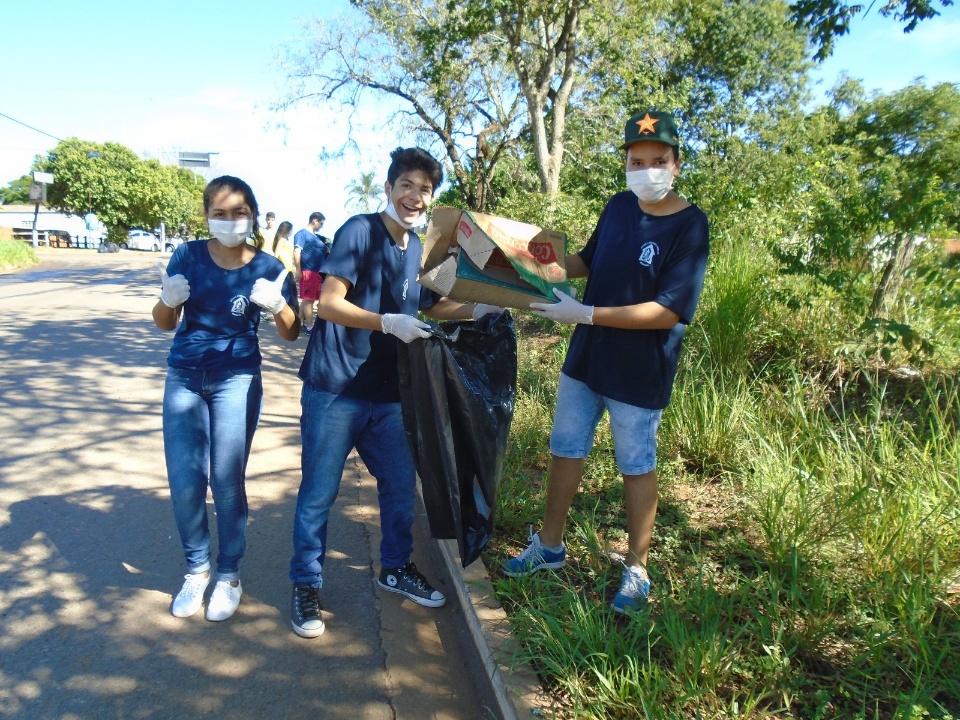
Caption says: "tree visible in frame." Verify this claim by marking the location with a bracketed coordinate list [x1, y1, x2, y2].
[283, 0, 624, 208]
[461, 0, 606, 197]
[508, 0, 815, 225]
[800, 81, 960, 319]
[0, 175, 33, 205]
[344, 171, 381, 213]
[36, 138, 205, 243]
[282, 0, 524, 211]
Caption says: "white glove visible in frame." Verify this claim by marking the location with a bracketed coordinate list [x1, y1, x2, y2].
[472, 303, 504, 320]
[251, 270, 289, 315]
[529, 287, 594, 325]
[381, 313, 431, 343]
[158, 261, 190, 308]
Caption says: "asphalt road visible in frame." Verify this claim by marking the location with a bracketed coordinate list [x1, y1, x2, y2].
[0, 247, 495, 719]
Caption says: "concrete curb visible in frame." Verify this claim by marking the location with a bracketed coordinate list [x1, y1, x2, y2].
[428, 534, 547, 720]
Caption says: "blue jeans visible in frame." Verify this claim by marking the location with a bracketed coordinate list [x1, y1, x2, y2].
[290, 386, 416, 587]
[162, 367, 263, 581]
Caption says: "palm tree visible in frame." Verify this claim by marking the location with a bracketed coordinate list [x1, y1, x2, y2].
[344, 171, 381, 213]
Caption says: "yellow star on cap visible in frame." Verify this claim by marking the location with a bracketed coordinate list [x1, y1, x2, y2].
[636, 113, 659, 135]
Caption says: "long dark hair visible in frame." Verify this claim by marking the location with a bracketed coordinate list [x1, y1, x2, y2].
[273, 220, 293, 254]
[202, 175, 265, 249]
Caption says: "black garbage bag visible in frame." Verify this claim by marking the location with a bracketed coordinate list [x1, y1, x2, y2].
[398, 311, 517, 567]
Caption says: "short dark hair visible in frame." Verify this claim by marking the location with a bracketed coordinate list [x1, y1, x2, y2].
[309, 212, 325, 224]
[265, 211, 276, 219]
[386, 147, 443, 193]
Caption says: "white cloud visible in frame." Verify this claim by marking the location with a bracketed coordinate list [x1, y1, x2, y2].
[887, 17, 960, 47]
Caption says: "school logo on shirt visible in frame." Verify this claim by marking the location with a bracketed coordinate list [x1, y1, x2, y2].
[402, 278, 409, 301]
[230, 295, 249, 316]
[639, 242, 659, 267]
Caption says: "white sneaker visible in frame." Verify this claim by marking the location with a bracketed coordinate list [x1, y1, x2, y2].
[206, 580, 242, 622]
[171, 572, 212, 618]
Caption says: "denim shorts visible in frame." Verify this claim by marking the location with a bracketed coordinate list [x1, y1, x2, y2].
[549, 373, 662, 475]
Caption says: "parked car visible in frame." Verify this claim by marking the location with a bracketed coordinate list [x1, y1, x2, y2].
[164, 236, 186, 253]
[121, 229, 160, 252]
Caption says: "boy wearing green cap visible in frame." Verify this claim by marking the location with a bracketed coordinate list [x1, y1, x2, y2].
[503, 110, 710, 614]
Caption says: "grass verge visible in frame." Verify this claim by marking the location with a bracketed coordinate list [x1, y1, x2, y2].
[485, 317, 960, 719]
[0, 240, 38, 272]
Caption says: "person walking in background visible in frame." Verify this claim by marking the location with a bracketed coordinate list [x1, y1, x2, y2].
[267, 220, 296, 274]
[294, 212, 327, 333]
[289, 147, 501, 638]
[261, 211, 277, 249]
[502, 110, 710, 614]
[153, 175, 300, 622]
[244, 212, 271, 249]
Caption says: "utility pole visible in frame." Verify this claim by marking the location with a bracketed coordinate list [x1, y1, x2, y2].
[29, 171, 54, 247]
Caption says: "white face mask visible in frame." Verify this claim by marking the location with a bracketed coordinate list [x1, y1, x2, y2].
[208, 218, 253, 247]
[626, 168, 674, 204]
[383, 198, 415, 230]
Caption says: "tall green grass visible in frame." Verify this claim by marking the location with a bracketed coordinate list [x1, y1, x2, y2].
[488, 237, 960, 718]
[688, 230, 769, 374]
[0, 239, 38, 271]
[492, 365, 960, 718]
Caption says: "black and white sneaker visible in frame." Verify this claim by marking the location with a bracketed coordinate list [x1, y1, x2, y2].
[377, 562, 446, 608]
[291, 583, 325, 638]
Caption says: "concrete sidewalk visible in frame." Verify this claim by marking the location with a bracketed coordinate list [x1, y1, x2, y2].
[0, 248, 544, 719]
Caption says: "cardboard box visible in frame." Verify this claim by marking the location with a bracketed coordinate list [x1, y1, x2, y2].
[419, 206, 569, 308]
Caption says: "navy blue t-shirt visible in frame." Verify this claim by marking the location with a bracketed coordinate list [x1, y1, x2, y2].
[563, 191, 710, 409]
[296, 229, 328, 273]
[298, 213, 439, 402]
[164, 240, 299, 370]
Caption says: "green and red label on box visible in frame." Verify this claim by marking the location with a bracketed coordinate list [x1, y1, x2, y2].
[420, 207, 569, 309]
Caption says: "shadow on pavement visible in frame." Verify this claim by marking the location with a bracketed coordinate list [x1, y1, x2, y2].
[0, 257, 487, 720]
[0, 483, 412, 719]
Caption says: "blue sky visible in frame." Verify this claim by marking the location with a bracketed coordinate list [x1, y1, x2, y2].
[1, 1, 958, 232]
[809, 2, 960, 98]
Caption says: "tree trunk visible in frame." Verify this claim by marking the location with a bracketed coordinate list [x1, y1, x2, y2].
[502, 1, 583, 198]
[868, 232, 918, 318]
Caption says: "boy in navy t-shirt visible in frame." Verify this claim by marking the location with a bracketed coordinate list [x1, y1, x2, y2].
[294, 212, 327, 332]
[288, 147, 501, 638]
[503, 110, 710, 614]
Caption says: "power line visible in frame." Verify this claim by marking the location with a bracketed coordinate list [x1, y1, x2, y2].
[0, 111, 62, 142]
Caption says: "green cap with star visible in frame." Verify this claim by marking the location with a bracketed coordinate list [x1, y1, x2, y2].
[621, 110, 680, 150]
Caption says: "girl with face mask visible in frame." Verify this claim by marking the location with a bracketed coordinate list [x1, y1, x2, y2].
[152, 175, 301, 623]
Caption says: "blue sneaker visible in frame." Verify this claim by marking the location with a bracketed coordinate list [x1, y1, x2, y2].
[502, 529, 566, 577]
[611, 565, 650, 614]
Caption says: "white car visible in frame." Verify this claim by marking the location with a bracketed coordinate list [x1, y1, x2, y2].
[121, 229, 160, 251]
[164, 236, 187, 253]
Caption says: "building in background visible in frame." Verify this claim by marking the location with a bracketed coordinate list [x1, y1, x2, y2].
[0, 204, 106, 248]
